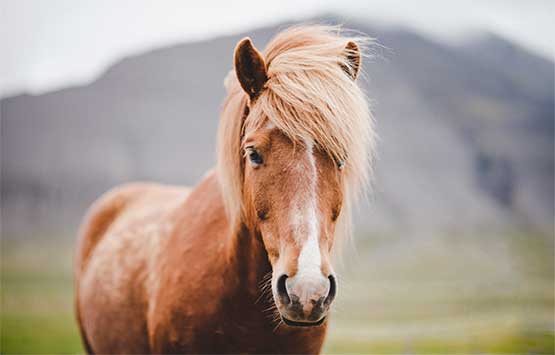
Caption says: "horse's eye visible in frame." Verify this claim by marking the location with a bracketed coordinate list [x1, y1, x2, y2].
[245, 147, 263, 166]
[249, 150, 263, 165]
[337, 160, 345, 170]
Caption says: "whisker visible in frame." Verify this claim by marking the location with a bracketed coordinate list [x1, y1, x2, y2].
[255, 271, 274, 305]
[273, 318, 284, 333]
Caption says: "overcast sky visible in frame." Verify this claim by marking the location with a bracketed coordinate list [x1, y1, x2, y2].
[1, 0, 553, 98]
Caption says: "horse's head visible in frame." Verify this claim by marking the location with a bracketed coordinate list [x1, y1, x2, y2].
[218, 26, 374, 327]
[241, 124, 343, 326]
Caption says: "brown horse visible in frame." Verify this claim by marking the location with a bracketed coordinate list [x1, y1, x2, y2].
[75, 25, 375, 354]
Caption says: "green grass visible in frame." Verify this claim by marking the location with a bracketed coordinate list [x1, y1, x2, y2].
[322, 232, 554, 354]
[1, 314, 83, 354]
[1, 232, 553, 354]
[1, 241, 83, 354]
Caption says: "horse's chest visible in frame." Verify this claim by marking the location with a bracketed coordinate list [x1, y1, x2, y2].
[151, 304, 325, 353]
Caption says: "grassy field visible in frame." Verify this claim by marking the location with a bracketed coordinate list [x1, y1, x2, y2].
[1, 241, 82, 353]
[324, 232, 554, 354]
[1, 232, 553, 354]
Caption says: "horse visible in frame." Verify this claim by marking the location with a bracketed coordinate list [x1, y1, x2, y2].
[74, 25, 375, 354]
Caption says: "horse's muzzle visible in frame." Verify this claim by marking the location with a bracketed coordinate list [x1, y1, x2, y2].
[275, 273, 337, 326]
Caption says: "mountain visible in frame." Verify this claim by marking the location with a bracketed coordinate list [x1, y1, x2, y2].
[1, 19, 553, 239]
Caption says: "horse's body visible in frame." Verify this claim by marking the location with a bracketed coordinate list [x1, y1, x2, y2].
[76, 176, 325, 353]
[76, 25, 375, 354]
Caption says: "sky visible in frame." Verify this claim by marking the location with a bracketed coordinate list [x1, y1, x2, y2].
[1, 0, 553, 98]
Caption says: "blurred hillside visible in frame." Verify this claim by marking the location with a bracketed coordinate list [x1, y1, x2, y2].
[1, 19, 553, 239]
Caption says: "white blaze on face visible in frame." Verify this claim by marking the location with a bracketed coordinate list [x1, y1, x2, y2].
[293, 139, 322, 280]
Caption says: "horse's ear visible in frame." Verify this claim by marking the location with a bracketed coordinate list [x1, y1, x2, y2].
[342, 41, 361, 80]
[234, 38, 268, 101]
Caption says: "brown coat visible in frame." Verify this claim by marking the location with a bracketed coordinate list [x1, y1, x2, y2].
[75, 173, 327, 354]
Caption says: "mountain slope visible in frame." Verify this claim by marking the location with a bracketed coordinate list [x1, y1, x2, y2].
[1, 20, 553, 238]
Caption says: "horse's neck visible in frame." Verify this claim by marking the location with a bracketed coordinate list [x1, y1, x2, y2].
[226, 222, 271, 300]
[186, 171, 271, 300]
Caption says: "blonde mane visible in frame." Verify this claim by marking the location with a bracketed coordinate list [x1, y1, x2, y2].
[217, 25, 376, 239]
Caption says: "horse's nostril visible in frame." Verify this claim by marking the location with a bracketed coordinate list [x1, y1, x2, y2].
[324, 275, 337, 305]
[276, 274, 291, 305]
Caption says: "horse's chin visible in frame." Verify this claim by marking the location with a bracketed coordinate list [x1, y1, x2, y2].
[281, 316, 326, 327]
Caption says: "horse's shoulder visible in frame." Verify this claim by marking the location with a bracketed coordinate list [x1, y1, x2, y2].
[75, 182, 190, 275]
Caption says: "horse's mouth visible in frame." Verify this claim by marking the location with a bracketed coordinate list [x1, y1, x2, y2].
[281, 316, 326, 327]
